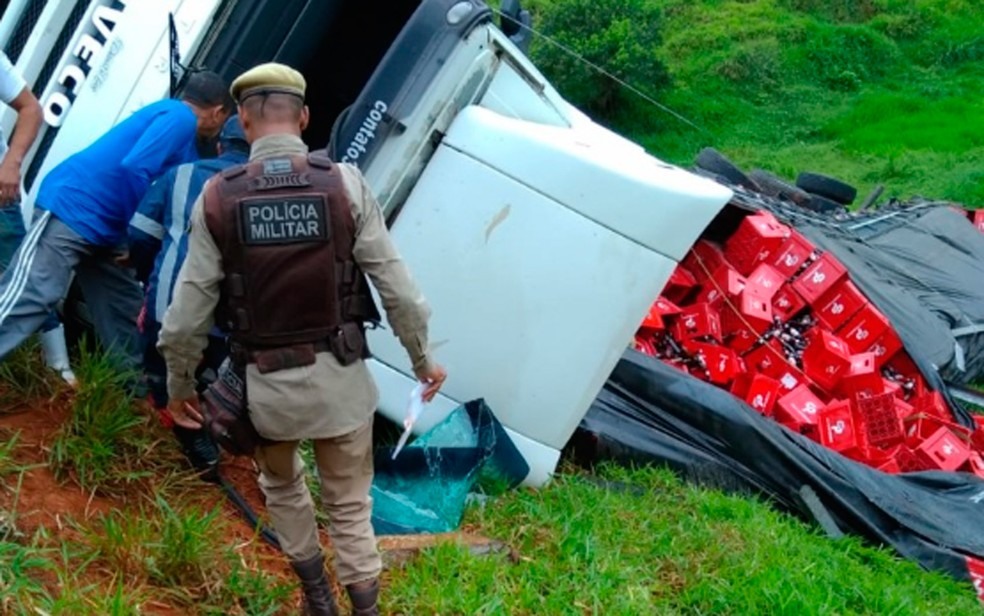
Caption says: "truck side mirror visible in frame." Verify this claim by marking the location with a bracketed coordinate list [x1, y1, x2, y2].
[499, 0, 532, 52]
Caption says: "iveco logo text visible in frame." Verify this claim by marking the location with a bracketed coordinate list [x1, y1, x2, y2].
[341, 100, 388, 164]
[42, 0, 129, 127]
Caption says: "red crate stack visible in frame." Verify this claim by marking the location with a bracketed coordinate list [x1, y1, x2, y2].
[813, 280, 867, 332]
[776, 384, 825, 433]
[724, 212, 790, 275]
[818, 400, 859, 453]
[693, 264, 746, 310]
[913, 428, 972, 471]
[854, 392, 905, 448]
[772, 284, 807, 323]
[791, 253, 846, 305]
[683, 240, 729, 283]
[838, 305, 892, 354]
[633, 208, 980, 479]
[771, 230, 815, 278]
[801, 329, 852, 392]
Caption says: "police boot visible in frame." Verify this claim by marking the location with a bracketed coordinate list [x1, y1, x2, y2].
[290, 553, 339, 616]
[40, 324, 77, 387]
[346, 578, 380, 616]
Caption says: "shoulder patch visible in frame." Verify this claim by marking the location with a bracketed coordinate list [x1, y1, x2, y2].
[263, 158, 294, 175]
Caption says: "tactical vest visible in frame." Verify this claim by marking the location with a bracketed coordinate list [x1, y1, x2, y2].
[203, 151, 380, 368]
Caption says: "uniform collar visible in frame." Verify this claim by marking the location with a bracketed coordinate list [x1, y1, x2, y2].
[249, 134, 308, 161]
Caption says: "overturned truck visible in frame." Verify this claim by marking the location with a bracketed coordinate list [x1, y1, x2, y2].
[0, 0, 731, 485]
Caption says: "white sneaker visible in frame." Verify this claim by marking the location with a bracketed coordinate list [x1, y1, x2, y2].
[40, 324, 78, 387]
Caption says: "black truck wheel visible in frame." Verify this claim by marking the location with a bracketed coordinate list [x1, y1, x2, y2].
[795, 172, 858, 206]
[695, 148, 759, 191]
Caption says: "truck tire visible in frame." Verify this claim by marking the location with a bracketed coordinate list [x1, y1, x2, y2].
[748, 169, 811, 206]
[795, 172, 857, 206]
[695, 148, 759, 191]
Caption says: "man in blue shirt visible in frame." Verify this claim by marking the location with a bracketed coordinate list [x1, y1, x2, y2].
[128, 115, 249, 472]
[0, 71, 233, 375]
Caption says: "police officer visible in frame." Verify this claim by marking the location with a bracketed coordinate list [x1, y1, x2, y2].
[157, 63, 447, 615]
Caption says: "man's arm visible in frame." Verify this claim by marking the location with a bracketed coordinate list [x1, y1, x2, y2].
[127, 171, 172, 284]
[342, 165, 446, 398]
[121, 107, 196, 187]
[157, 187, 223, 413]
[0, 87, 42, 206]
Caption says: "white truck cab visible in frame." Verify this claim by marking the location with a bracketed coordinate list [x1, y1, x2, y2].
[0, 0, 731, 485]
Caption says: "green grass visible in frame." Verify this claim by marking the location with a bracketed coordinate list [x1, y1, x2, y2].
[528, 0, 984, 206]
[386, 465, 979, 614]
[47, 344, 162, 495]
[0, 338, 59, 412]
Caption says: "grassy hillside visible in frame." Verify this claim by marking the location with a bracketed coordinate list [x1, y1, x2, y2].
[527, 0, 984, 205]
[1, 346, 979, 613]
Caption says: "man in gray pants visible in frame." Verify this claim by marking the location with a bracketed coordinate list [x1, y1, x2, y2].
[0, 72, 232, 376]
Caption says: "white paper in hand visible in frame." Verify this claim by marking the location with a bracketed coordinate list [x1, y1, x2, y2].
[391, 383, 427, 460]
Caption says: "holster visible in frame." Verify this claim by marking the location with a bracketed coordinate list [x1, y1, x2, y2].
[200, 357, 264, 457]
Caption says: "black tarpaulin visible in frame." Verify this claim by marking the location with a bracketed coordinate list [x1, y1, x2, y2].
[576, 350, 984, 596]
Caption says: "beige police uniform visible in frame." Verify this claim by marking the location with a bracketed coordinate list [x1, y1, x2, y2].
[158, 132, 435, 585]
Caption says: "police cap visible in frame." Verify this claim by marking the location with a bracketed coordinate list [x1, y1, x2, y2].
[219, 114, 248, 148]
[230, 63, 306, 104]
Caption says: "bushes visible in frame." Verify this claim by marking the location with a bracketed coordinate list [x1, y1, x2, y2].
[527, 0, 670, 117]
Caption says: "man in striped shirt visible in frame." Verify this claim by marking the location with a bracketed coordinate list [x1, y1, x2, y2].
[128, 115, 249, 471]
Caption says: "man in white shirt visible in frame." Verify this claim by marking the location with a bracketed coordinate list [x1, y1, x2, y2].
[0, 51, 70, 381]
[0, 51, 42, 217]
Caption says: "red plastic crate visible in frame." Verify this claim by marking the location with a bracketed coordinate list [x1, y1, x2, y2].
[746, 264, 785, 301]
[837, 305, 891, 354]
[964, 452, 984, 479]
[727, 328, 760, 355]
[814, 280, 867, 332]
[776, 384, 826, 432]
[882, 378, 903, 399]
[895, 446, 925, 472]
[683, 240, 729, 283]
[912, 391, 952, 421]
[664, 265, 698, 304]
[693, 264, 746, 310]
[818, 400, 859, 453]
[720, 291, 774, 336]
[791, 253, 847, 304]
[730, 372, 754, 399]
[864, 329, 903, 369]
[913, 427, 972, 471]
[684, 341, 743, 386]
[743, 340, 789, 380]
[672, 303, 723, 343]
[904, 415, 971, 446]
[801, 329, 852, 391]
[745, 374, 782, 417]
[834, 353, 883, 399]
[854, 392, 905, 447]
[775, 367, 811, 393]
[894, 398, 914, 421]
[877, 457, 902, 474]
[771, 284, 807, 323]
[770, 230, 815, 278]
[639, 302, 666, 332]
[724, 213, 791, 275]
[633, 336, 658, 356]
[653, 296, 682, 317]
